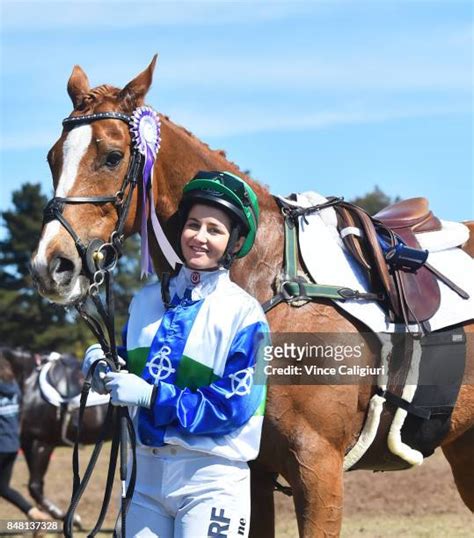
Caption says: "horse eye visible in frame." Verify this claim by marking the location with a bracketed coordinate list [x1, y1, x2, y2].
[105, 151, 123, 168]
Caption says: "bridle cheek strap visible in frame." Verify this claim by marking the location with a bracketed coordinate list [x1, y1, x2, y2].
[43, 112, 142, 279]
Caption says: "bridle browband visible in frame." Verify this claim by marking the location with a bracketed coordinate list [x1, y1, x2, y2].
[46, 111, 144, 538]
[62, 111, 131, 125]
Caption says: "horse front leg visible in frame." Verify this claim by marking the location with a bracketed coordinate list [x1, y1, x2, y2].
[21, 437, 64, 520]
[249, 463, 275, 538]
[286, 438, 344, 537]
[442, 426, 474, 511]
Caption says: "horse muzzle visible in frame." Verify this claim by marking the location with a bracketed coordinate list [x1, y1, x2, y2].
[30, 248, 89, 305]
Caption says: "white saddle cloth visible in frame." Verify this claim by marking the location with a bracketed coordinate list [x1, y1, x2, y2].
[279, 192, 474, 333]
[38, 360, 110, 409]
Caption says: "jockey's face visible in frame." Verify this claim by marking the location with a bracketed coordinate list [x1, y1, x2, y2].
[180, 204, 243, 270]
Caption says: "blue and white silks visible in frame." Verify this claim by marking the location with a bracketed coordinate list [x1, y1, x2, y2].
[125, 266, 269, 462]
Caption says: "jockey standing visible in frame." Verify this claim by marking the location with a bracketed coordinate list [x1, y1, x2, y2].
[83, 171, 269, 538]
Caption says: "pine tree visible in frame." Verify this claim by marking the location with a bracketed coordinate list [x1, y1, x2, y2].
[0, 184, 77, 351]
[351, 185, 401, 215]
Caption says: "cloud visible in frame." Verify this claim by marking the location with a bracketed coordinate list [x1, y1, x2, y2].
[3, 19, 470, 95]
[157, 54, 471, 92]
[1, 0, 314, 30]
[148, 101, 470, 138]
[2, 2, 471, 147]
[1, 95, 469, 151]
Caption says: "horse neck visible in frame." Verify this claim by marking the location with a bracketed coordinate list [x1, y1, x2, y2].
[148, 116, 282, 299]
[153, 116, 244, 217]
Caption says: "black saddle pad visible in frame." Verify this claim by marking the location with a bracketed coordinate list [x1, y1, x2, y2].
[45, 356, 83, 400]
[401, 325, 466, 456]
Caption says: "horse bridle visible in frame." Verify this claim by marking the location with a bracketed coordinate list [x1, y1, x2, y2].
[45, 111, 144, 538]
[43, 111, 143, 294]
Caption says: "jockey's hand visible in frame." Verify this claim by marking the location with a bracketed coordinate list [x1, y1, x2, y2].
[104, 371, 154, 408]
[82, 344, 125, 395]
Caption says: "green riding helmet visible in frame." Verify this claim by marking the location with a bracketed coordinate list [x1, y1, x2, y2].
[180, 171, 260, 257]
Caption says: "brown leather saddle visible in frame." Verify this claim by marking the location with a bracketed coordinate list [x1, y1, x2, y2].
[335, 197, 442, 327]
[45, 356, 83, 400]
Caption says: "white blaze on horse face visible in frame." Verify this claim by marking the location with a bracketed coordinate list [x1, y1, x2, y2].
[33, 125, 93, 273]
[34, 221, 61, 274]
[56, 125, 93, 197]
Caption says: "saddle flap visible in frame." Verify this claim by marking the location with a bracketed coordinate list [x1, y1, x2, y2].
[393, 228, 441, 323]
[336, 201, 441, 324]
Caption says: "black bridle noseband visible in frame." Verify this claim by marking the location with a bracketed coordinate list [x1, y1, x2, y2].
[45, 111, 145, 538]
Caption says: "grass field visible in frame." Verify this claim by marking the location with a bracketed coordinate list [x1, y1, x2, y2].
[0, 445, 471, 537]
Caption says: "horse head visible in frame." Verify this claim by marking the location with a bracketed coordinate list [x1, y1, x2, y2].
[30, 56, 158, 305]
[0, 347, 38, 391]
[31, 56, 277, 309]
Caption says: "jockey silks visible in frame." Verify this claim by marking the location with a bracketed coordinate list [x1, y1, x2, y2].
[125, 266, 268, 462]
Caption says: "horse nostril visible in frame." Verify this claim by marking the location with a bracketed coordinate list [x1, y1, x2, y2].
[50, 256, 76, 286]
[57, 257, 75, 274]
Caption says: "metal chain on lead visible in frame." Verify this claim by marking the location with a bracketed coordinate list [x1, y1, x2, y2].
[87, 232, 124, 296]
[97, 242, 119, 271]
[89, 269, 105, 296]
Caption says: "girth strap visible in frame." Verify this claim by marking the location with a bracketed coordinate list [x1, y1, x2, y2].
[375, 387, 431, 420]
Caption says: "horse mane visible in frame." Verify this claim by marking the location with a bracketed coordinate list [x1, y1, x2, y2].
[158, 114, 272, 204]
[74, 84, 122, 114]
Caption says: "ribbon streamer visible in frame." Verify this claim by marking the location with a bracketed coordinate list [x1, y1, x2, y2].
[130, 106, 182, 277]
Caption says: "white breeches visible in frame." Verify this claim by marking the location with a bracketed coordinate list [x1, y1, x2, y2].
[125, 445, 250, 538]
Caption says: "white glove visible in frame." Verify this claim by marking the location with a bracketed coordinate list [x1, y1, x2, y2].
[82, 344, 125, 395]
[104, 371, 154, 408]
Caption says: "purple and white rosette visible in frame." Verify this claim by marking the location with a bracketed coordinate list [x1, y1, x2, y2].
[130, 106, 182, 276]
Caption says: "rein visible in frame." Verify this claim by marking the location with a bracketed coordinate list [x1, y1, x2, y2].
[44, 111, 142, 538]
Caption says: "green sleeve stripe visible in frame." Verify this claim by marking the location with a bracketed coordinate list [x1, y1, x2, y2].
[176, 354, 220, 390]
[128, 347, 150, 376]
[128, 348, 266, 418]
[254, 385, 267, 416]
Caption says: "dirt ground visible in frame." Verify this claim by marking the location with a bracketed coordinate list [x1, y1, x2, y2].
[0, 445, 472, 537]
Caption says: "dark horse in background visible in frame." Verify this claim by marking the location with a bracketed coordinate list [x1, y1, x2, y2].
[29, 57, 474, 536]
[1, 347, 109, 523]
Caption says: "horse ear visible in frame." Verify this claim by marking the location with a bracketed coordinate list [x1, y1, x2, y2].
[67, 65, 91, 108]
[119, 54, 158, 107]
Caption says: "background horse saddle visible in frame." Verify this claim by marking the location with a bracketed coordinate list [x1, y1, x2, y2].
[335, 197, 441, 325]
[45, 356, 83, 400]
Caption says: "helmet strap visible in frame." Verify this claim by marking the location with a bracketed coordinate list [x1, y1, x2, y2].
[219, 225, 242, 269]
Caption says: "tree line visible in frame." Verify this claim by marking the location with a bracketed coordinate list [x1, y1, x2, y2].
[0, 182, 399, 355]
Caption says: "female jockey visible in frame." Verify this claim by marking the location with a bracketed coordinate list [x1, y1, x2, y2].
[83, 171, 269, 538]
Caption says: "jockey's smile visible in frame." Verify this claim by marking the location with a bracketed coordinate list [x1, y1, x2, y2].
[180, 204, 244, 271]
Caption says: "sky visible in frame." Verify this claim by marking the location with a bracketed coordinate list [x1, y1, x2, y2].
[0, 0, 472, 234]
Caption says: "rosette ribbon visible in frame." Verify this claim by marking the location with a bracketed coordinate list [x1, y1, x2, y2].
[130, 106, 182, 277]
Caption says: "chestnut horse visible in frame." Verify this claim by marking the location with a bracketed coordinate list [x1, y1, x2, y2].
[30, 57, 474, 536]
